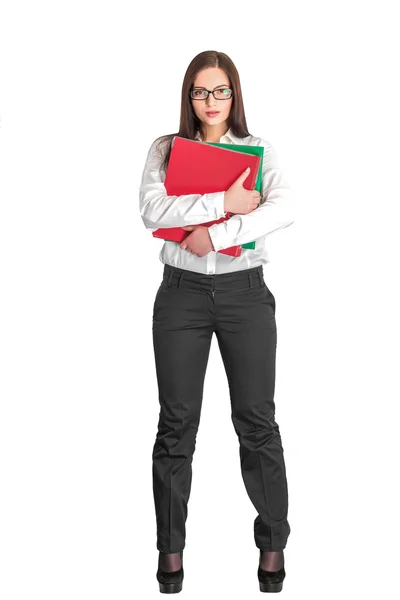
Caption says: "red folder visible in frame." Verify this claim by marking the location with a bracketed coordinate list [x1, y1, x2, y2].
[152, 136, 261, 257]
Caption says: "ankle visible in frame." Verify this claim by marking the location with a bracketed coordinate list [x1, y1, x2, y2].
[260, 550, 284, 572]
[158, 551, 182, 572]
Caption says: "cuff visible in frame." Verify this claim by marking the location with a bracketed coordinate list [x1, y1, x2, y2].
[208, 221, 231, 252]
[206, 191, 226, 220]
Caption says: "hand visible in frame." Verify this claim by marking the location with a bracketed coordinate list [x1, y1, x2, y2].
[180, 225, 214, 257]
[224, 168, 261, 214]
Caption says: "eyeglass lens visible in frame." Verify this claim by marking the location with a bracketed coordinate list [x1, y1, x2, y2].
[191, 88, 232, 99]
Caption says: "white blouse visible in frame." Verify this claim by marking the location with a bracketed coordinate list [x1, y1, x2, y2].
[139, 127, 295, 275]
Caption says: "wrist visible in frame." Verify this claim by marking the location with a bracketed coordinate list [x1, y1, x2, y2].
[223, 191, 231, 213]
[207, 227, 216, 251]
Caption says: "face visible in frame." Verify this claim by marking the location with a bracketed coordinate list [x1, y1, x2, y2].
[190, 67, 233, 133]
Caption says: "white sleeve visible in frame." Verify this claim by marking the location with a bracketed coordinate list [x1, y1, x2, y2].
[207, 139, 295, 250]
[139, 139, 227, 230]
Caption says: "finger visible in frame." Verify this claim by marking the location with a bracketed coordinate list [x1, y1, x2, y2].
[238, 167, 251, 183]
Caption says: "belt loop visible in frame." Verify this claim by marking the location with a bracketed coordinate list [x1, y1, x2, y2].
[168, 270, 173, 286]
[248, 272, 253, 288]
[177, 272, 184, 287]
[258, 270, 263, 287]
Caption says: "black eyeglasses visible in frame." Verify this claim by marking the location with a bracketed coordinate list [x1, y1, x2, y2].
[190, 88, 233, 100]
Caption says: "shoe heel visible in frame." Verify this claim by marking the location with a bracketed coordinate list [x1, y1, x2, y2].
[159, 581, 183, 594]
[259, 580, 284, 593]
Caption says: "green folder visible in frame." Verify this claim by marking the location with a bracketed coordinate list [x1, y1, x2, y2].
[205, 143, 264, 250]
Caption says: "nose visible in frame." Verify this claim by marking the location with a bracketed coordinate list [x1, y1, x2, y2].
[206, 93, 216, 107]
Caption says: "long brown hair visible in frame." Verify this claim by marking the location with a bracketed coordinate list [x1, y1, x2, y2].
[155, 50, 251, 173]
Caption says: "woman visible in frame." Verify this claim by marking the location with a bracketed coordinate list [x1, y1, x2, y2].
[139, 50, 295, 594]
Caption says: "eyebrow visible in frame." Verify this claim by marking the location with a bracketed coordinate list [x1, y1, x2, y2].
[192, 84, 229, 89]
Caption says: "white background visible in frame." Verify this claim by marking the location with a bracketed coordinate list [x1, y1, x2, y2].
[1, 1, 399, 598]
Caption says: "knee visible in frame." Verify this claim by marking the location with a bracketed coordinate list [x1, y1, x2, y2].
[231, 405, 281, 447]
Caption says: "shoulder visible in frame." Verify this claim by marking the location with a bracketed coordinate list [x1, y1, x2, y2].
[243, 134, 284, 171]
[152, 134, 175, 152]
[233, 132, 275, 152]
[148, 136, 165, 156]
[248, 133, 274, 151]
[141, 137, 169, 171]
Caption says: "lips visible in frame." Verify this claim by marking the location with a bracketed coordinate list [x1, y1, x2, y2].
[206, 111, 220, 117]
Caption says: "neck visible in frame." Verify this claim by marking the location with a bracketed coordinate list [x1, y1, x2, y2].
[199, 122, 229, 143]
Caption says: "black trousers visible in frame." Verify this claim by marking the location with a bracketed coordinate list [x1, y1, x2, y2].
[152, 263, 290, 553]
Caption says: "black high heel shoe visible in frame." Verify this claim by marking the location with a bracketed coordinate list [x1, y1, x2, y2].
[157, 550, 184, 594]
[257, 549, 286, 593]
